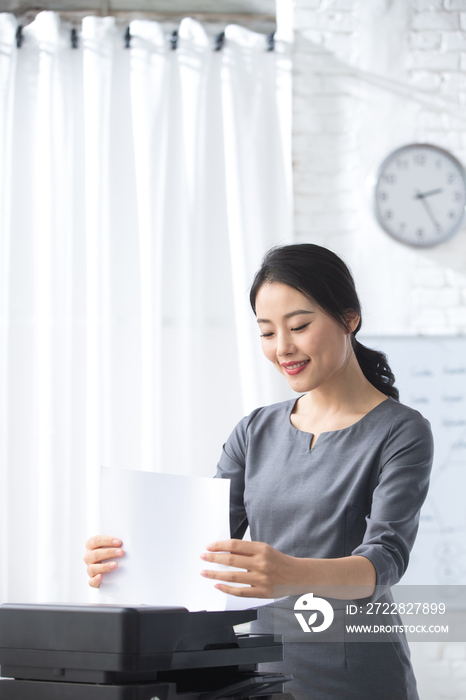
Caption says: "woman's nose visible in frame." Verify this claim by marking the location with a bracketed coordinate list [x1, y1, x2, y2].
[276, 332, 295, 357]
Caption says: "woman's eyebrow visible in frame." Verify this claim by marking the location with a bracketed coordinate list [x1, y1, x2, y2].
[257, 310, 315, 323]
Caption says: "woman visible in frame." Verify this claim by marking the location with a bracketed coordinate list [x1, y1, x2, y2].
[85, 244, 433, 700]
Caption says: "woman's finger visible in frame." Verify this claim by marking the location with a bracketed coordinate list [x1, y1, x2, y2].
[200, 568, 252, 585]
[200, 551, 249, 569]
[87, 560, 120, 579]
[88, 574, 102, 589]
[205, 539, 258, 555]
[85, 535, 122, 551]
[213, 583, 258, 597]
[84, 547, 123, 566]
[84, 535, 124, 587]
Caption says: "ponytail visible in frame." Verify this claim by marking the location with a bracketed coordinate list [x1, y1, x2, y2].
[352, 339, 399, 401]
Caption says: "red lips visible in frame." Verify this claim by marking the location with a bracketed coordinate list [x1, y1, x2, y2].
[281, 360, 310, 375]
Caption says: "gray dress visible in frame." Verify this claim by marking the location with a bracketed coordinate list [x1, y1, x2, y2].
[215, 396, 433, 700]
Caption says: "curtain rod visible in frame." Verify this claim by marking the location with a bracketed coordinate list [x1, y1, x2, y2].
[14, 23, 276, 52]
[14, 11, 275, 23]
[14, 9, 276, 37]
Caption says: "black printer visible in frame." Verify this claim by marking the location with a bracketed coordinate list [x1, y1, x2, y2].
[0, 604, 294, 699]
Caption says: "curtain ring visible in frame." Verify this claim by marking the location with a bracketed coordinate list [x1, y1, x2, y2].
[71, 28, 78, 49]
[16, 25, 23, 48]
[214, 31, 225, 52]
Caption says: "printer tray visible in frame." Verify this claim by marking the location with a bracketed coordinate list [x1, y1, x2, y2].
[0, 605, 294, 699]
[0, 604, 284, 685]
[0, 673, 293, 700]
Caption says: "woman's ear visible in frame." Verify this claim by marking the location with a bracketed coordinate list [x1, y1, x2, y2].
[344, 309, 360, 334]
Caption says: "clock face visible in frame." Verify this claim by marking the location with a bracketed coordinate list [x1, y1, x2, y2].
[374, 144, 466, 247]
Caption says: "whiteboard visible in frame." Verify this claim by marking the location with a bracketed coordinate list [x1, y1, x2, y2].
[362, 336, 466, 586]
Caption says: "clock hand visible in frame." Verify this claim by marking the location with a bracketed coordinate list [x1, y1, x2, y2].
[414, 188, 443, 199]
[415, 189, 442, 232]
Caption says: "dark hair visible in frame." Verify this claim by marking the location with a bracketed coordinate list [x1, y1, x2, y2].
[249, 244, 399, 401]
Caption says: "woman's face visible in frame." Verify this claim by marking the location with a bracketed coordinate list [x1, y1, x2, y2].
[255, 282, 358, 394]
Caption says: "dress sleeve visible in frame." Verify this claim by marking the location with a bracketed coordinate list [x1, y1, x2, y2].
[214, 409, 261, 540]
[351, 410, 433, 595]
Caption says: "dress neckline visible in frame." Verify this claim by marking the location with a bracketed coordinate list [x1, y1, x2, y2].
[287, 395, 392, 450]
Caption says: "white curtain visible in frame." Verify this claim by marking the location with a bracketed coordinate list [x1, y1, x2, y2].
[0, 11, 293, 604]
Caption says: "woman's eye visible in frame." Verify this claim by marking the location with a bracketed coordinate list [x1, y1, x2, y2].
[291, 323, 310, 332]
[260, 332, 274, 338]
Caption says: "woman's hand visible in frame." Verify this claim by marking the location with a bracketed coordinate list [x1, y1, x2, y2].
[200, 539, 299, 598]
[201, 541, 377, 600]
[84, 536, 124, 588]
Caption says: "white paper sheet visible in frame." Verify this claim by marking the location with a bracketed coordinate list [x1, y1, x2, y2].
[100, 467, 274, 611]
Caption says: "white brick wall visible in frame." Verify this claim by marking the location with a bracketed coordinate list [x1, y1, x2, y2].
[291, 0, 466, 340]
[413, 11, 460, 30]
[289, 0, 466, 696]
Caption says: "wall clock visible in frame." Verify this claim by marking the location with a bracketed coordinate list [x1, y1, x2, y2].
[374, 143, 466, 247]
